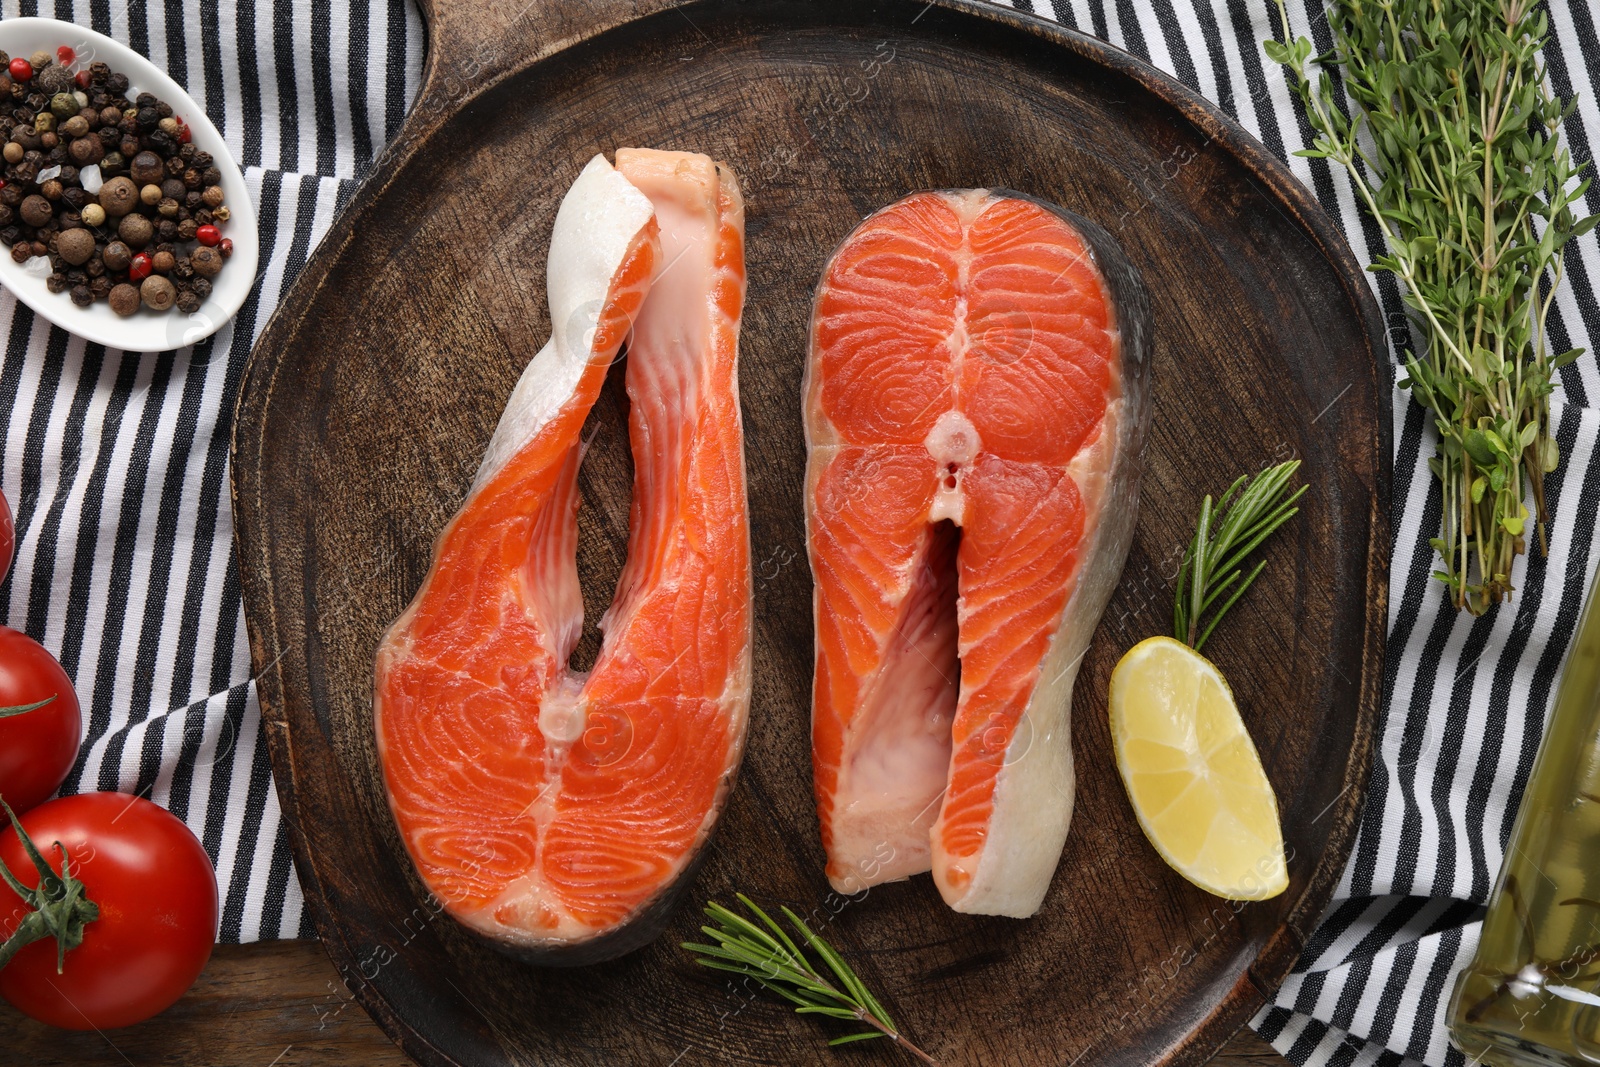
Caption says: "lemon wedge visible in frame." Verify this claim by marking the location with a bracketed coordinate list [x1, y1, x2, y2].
[1109, 636, 1287, 900]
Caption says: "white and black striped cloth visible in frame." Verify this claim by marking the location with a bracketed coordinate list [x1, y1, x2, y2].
[0, 2, 1594, 1065]
[0, 0, 424, 943]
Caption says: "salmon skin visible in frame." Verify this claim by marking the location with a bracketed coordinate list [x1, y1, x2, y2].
[374, 150, 751, 964]
[806, 189, 1150, 917]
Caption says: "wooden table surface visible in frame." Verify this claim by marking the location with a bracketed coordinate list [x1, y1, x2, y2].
[0, 940, 1291, 1066]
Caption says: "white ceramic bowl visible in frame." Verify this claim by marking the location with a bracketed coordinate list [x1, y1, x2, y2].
[0, 18, 258, 351]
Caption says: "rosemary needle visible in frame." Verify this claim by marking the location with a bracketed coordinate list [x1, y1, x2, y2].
[683, 894, 938, 1064]
[1173, 460, 1305, 651]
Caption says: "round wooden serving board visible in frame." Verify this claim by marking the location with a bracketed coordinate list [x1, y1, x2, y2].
[230, 1, 1390, 1064]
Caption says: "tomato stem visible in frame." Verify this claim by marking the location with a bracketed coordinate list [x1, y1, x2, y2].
[0, 796, 99, 974]
[0, 694, 56, 719]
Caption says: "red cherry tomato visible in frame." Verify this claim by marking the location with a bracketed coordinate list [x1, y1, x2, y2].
[7, 58, 32, 82]
[0, 794, 217, 1029]
[195, 225, 220, 247]
[0, 627, 82, 816]
[55, 46, 75, 66]
[0, 485, 12, 581]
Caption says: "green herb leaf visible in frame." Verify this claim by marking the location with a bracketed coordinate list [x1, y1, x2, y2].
[684, 896, 938, 1064]
[1173, 461, 1304, 651]
[1263, 0, 1591, 613]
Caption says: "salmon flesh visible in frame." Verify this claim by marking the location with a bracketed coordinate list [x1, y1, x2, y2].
[806, 189, 1150, 917]
[374, 150, 751, 963]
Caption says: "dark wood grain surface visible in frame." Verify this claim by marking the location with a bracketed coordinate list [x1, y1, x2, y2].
[0, 941, 1293, 1066]
[229, 1, 1390, 1065]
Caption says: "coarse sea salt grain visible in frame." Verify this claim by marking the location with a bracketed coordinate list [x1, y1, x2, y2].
[79, 164, 102, 195]
[36, 165, 60, 183]
[23, 256, 51, 277]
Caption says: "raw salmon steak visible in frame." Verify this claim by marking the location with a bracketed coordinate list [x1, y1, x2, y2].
[375, 150, 751, 963]
[806, 189, 1150, 917]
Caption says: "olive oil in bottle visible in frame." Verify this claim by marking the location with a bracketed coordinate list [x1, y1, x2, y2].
[1449, 566, 1600, 1067]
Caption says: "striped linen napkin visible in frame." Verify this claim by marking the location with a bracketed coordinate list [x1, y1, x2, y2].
[1, 3, 1596, 1067]
[0, 0, 424, 941]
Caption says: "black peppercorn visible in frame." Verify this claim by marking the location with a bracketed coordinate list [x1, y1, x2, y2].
[157, 219, 177, 242]
[175, 289, 200, 314]
[160, 177, 184, 201]
[188, 276, 211, 300]
[129, 150, 163, 185]
[89, 275, 111, 300]
[36, 66, 73, 97]
[46, 272, 65, 293]
[0, 225, 18, 245]
[65, 269, 86, 286]
[8, 242, 29, 264]
[69, 283, 91, 306]
[85, 256, 104, 278]
[191, 151, 212, 169]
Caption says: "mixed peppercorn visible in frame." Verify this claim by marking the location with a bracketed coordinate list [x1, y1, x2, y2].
[0, 46, 233, 317]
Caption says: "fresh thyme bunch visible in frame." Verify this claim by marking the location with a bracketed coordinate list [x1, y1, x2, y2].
[1267, 0, 1594, 613]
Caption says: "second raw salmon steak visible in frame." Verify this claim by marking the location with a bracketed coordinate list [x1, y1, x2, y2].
[375, 149, 751, 963]
[806, 189, 1150, 917]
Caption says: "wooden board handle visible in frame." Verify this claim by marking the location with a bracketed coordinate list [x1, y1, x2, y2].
[407, 0, 675, 136]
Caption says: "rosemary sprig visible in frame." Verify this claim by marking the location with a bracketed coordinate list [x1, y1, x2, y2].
[683, 894, 937, 1064]
[1174, 461, 1305, 651]
[1266, 0, 1595, 614]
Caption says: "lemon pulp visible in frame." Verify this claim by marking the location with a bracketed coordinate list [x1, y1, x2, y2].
[1109, 635, 1287, 900]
